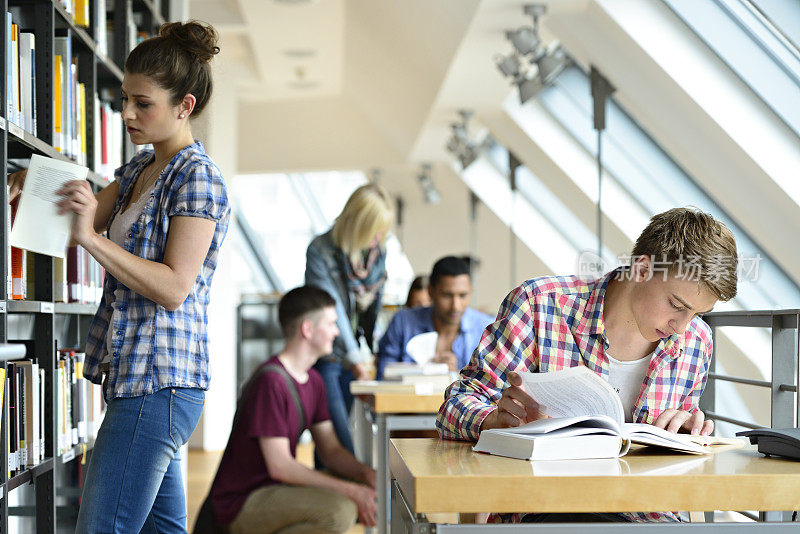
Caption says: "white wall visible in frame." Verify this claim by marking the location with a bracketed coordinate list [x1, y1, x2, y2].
[190, 44, 240, 451]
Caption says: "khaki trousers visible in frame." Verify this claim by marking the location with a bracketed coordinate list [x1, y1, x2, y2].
[229, 484, 357, 534]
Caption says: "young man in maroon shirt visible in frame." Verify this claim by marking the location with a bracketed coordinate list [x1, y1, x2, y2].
[207, 286, 377, 533]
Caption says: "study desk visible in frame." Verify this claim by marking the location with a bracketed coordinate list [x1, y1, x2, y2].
[389, 438, 800, 532]
[351, 384, 444, 534]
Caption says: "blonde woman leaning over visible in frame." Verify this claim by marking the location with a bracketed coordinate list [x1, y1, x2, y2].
[305, 184, 393, 457]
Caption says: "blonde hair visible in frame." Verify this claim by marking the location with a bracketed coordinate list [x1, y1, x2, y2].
[632, 207, 738, 301]
[332, 184, 394, 259]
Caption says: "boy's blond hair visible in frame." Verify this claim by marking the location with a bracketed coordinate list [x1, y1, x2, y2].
[332, 184, 394, 260]
[632, 207, 738, 301]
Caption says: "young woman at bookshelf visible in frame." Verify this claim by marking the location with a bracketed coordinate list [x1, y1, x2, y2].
[305, 184, 393, 457]
[9, 21, 230, 533]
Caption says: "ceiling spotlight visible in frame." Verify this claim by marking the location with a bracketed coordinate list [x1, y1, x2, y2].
[495, 52, 522, 78]
[495, 3, 570, 106]
[445, 109, 484, 170]
[517, 73, 543, 105]
[535, 45, 569, 86]
[505, 27, 539, 56]
[458, 145, 479, 169]
[417, 163, 441, 204]
[446, 135, 461, 155]
[367, 167, 382, 183]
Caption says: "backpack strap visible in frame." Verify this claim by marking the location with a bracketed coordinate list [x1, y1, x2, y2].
[235, 362, 309, 443]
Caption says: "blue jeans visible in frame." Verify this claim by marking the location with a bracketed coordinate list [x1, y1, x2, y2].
[76, 387, 205, 534]
[314, 359, 355, 456]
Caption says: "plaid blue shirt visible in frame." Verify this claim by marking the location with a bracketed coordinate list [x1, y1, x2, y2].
[83, 141, 230, 398]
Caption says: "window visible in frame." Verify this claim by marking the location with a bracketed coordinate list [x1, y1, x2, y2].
[534, 65, 800, 310]
[664, 0, 800, 138]
[231, 172, 413, 303]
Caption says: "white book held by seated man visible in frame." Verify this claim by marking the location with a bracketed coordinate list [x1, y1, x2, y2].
[9, 154, 87, 258]
[473, 366, 733, 461]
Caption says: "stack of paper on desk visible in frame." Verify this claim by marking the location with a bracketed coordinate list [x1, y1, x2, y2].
[350, 380, 444, 395]
[383, 362, 450, 379]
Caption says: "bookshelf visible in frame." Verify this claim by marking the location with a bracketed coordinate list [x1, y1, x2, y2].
[0, 1, 172, 532]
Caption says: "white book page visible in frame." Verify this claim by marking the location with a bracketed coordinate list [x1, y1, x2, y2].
[519, 366, 625, 425]
[405, 331, 438, 364]
[622, 423, 708, 454]
[492, 414, 622, 436]
[9, 155, 88, 258]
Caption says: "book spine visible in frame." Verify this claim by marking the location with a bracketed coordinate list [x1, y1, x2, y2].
[53, 54, 63, 152]
[8, 363, 17, 473]
[5, 13, 12, 128]
[38, 368, 44, 463]
[11, 22, 19, 127]
[17, 367, 26, 469]
[30, 33, 36, 137]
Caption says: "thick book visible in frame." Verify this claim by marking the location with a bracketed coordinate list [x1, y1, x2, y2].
[474, 366, 722, 461]
[17, 360, 40, 467]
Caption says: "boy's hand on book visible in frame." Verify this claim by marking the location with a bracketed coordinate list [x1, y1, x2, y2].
[480, 371, 543, 432]
[653, 408, 714, 436]
[57, 180, 97, 246]
[7, 169, 27, 201]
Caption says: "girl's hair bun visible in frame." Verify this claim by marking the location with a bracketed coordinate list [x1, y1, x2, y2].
[159, 21, 219, 63]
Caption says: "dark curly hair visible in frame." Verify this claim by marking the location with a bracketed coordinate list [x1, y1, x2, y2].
[124, 21, 219, 116]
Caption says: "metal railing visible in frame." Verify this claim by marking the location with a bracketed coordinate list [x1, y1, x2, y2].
[701, 309, 800, 429]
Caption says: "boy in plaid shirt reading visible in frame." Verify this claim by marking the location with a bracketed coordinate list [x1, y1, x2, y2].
[437, 207, 739, 523]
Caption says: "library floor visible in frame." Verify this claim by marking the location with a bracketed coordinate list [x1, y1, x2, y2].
[186, 444, 364, 534]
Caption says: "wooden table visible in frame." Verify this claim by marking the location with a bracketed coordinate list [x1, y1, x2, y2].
[350, 384, 444, 534]
[389, 438, 800, 532]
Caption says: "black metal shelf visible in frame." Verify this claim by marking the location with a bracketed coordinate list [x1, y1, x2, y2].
[1, 1, 158, 531]
[6, 458, 54, 492]
[4, 439, 94, 493]
[134, 0, 166, 27]
[6, 123, 110, 187]
[4, 301, 102, 315]
[51, 0, 124, 85]
[5, 300, 54, 314]
[60, 440, 94, 464]
[54, 302, 99, 316]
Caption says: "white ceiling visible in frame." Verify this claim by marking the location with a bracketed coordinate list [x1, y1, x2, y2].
[190, 0, 575, 167]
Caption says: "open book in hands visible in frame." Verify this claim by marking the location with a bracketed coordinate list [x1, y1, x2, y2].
[473, 366, 726, 461]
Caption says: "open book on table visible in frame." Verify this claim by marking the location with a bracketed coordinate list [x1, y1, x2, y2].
[473, 366, 731, 461]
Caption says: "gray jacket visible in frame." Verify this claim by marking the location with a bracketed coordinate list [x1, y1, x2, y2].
[305, 230, 386, 366]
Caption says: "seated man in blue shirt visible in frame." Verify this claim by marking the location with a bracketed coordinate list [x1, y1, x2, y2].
[377, 256, 494, 379]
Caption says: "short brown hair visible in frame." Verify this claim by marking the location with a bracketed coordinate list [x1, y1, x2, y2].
[278, 286, 336, 338]
[125, 21, 219, 116]
[632, 207, 738, 301]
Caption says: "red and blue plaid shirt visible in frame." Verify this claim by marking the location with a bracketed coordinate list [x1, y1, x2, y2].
[436, 270, 713, 523]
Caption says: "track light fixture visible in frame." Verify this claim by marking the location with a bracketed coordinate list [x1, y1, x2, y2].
[494, 3, 570, 104]
[417, 163, 441, 204]
[445, 109, 485, 170]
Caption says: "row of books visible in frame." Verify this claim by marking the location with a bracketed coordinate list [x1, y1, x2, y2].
[2, 359, 44, 474]
[5, 9, 124, 177]
[56, 349, 104, 456]
[57, 0, 91, 28]
[3, 350, 104, 476]
[8, 198, 105, 304]
[6, 13, 37, 137]
[97, 95, 124, 181]
[7, 245, 105, 305]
